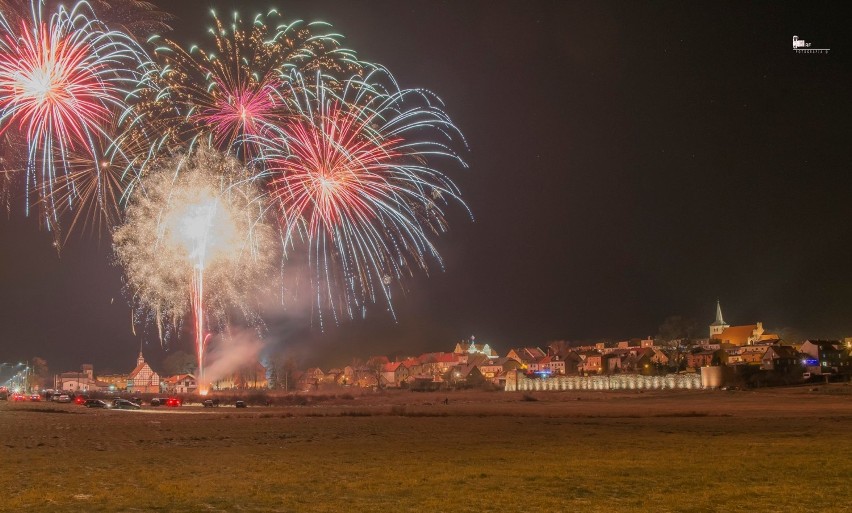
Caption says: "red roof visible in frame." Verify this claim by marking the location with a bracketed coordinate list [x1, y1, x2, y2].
[382, 362, 403, 372]
[401, 359, 420, 369]
[434, 353, 459, 363]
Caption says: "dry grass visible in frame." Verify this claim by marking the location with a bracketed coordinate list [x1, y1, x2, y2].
[1, 386, 850, 512]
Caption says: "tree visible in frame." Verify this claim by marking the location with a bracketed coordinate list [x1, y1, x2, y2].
[31, 357, 49, 389]
[547, 340, 572, 358]
[268, 352, 300, 391]
[774, 327, 807, 345]
[162, 350, 196, 377]
[658, 316, 699, 344]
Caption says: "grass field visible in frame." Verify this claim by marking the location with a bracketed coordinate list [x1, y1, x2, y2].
[1, 386, 850, 512]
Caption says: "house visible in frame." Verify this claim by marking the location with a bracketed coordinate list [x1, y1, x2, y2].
[447, 364, 484, 387]
[761, 346, 802, 372]
[380, 362, 410, 387]
[127, 352, 160, 394]
[800, 340, 849, 374]
[725, 345, 767, 366]
[578, 351, 603, 374]
[687, 349, 720, 369]
[602, 353, 622, 373]
[323, 368, 343, 384]
[342, 366, 381, 388]
[650, 348, 670, 365]
[400, 359, 423, 376]
[623, 349, 655, 374]
[163, 373, 197, 394]
[418, 352, 460, 376]
[506, 347, 547, 368]
[537, 355, 566, 375]
[234, 361, 270, 389]
[478, 357, 522, 384]
[296, 367, 325, 390]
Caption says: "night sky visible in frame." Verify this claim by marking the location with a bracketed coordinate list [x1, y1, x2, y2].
[1, 0, 850, 373]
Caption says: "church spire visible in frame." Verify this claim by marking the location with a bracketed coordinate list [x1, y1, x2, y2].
[714, 300, 725, 325]
[709, 300, 729, 339]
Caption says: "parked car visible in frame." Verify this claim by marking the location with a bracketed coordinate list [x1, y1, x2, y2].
[113, 399, 141, 410]
[166, 397, 181, 407]
[235, 400, 247, 408]
[83, 399, 108, 408]
[150, 397, 169, 406]
[202, 399, 214, 407]
[56, 394, 71, 403]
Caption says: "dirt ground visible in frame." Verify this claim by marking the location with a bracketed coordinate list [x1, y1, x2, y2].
[1, 386, 850, 512]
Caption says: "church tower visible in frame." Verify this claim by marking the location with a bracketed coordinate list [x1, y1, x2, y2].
[709, 300, 729, 339]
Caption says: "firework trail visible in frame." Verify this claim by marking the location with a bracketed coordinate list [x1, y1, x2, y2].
[135, 9, 366, 161]
[255, 72, 469, 323]
[113, 146, 276, 385]
[0, 0, 149, 228]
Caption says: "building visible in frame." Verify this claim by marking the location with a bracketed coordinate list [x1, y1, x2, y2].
[98, 374, 128, 391]
[724, 345, 767, 366]
[800, 340, 849, 375]
[453, 336, 498, 359]
[714, 322, 779, 346]
[380, 362, 409, 387]
[761, 346, 801, 372]
[577, 351, 603, 374]
[506, 347, 547, 368]
[163, 374, 197, 394]
[418, 352, 460, 376]
[127, 352, 160, 394]
[687, 349, 720, 369]
[447, 364, 484, 387]
[709, 300, 730, 339]
[478, 357, 523, 384]
[56, 364, 106, 392]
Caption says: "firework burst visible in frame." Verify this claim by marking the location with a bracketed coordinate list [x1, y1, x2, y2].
[256, 73, 469, 321]
[0, 0, 149, 227]
[45, 116, 156, 241]
[136, 9, 366, 161]
[113, 145, 276, 383]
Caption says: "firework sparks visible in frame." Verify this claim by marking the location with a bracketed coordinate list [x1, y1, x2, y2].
[256, 73, 469, 321]
[0, 0, 148, 227]
[113, 146, 276, 385]
[136, 9, 366, 160]
[44, 118, 155, 242]
[0, 0, 173, 40]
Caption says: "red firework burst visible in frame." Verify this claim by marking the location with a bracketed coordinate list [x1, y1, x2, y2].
[0, 19, 109, 150]
[195, 77, 282, 157]
[267, 100, 405, 238]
